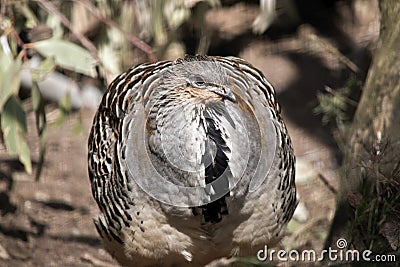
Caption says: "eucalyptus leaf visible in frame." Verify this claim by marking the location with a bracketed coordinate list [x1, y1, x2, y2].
[0, 47, 22, 111]
[31, 82, 42, 111]
[46, 13, 64, 39]
[0, 96, 32, 174]
[53, 92, 72, 127]
[32, 83, 47, 180]
[17, 2, 39, 28]
[59, 92, 72, 113]
[32, 38, 97, 77]
[73, 114, 83, 136]
[31, 56, 56, 82]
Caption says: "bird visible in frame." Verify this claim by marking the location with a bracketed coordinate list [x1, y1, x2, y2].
[88, 55, 297, 267]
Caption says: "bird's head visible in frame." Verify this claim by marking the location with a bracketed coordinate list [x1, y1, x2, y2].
[183, 74, 237, 103]
[159, 59, 237, 104]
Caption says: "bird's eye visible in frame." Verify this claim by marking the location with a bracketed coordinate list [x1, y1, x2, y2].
[191, 76, 206, 88]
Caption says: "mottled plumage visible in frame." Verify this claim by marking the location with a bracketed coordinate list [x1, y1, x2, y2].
[88, 55, 297, 267]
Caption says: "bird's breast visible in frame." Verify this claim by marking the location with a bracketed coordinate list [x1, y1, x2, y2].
[151, 104, 214, 175]
[146, 100, 254, 191]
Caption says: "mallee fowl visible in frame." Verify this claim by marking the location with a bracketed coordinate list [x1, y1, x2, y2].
[88, 55, 297, 266]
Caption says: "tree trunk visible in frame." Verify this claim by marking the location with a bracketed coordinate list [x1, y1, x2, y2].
[326, 0, 400, 256]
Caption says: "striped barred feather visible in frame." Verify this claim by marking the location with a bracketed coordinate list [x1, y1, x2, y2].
[88, 55, 297, 267]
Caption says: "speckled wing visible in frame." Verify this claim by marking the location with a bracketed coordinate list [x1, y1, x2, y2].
[213, 56, 279, 192]
[87, 60, 173, 241]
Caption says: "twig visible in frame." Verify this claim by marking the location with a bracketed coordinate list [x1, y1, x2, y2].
[1, 0, 6, 18]
[324, 86, 359, 107]
[299, 25, 361, 74]
[76, 0, 157, 63]
[318, 173, 338, 195]
[3, 26, 29, 61]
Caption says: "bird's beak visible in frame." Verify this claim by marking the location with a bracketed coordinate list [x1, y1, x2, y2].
[210, 86, 237, 103]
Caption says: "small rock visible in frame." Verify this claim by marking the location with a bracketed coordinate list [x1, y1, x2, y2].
[12, 172, 31, 182]
[24, 200, 32, 209]
[34, 191, 50, 201]
[0, 243, 10, 260]
[71, 228, 80, 236]
[295, 159, 318, 184]
[293, 202, 309, 222]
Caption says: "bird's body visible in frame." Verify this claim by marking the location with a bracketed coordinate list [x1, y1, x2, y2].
[88, 55, 297, 267]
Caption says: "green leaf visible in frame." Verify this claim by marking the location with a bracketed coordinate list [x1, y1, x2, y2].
[0, 96, 32, 174]
[52, 92, 71, 127]
[73, 113, 83, 136]
[32, 83, 47, 180]
[32, 38, 97, 77]
[59, 92, 72, 113]
[31, 81, 42, 111]
[17, 2, 39, 28]
[31, 56, 56, 82]
[0, 45, 22, 111]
